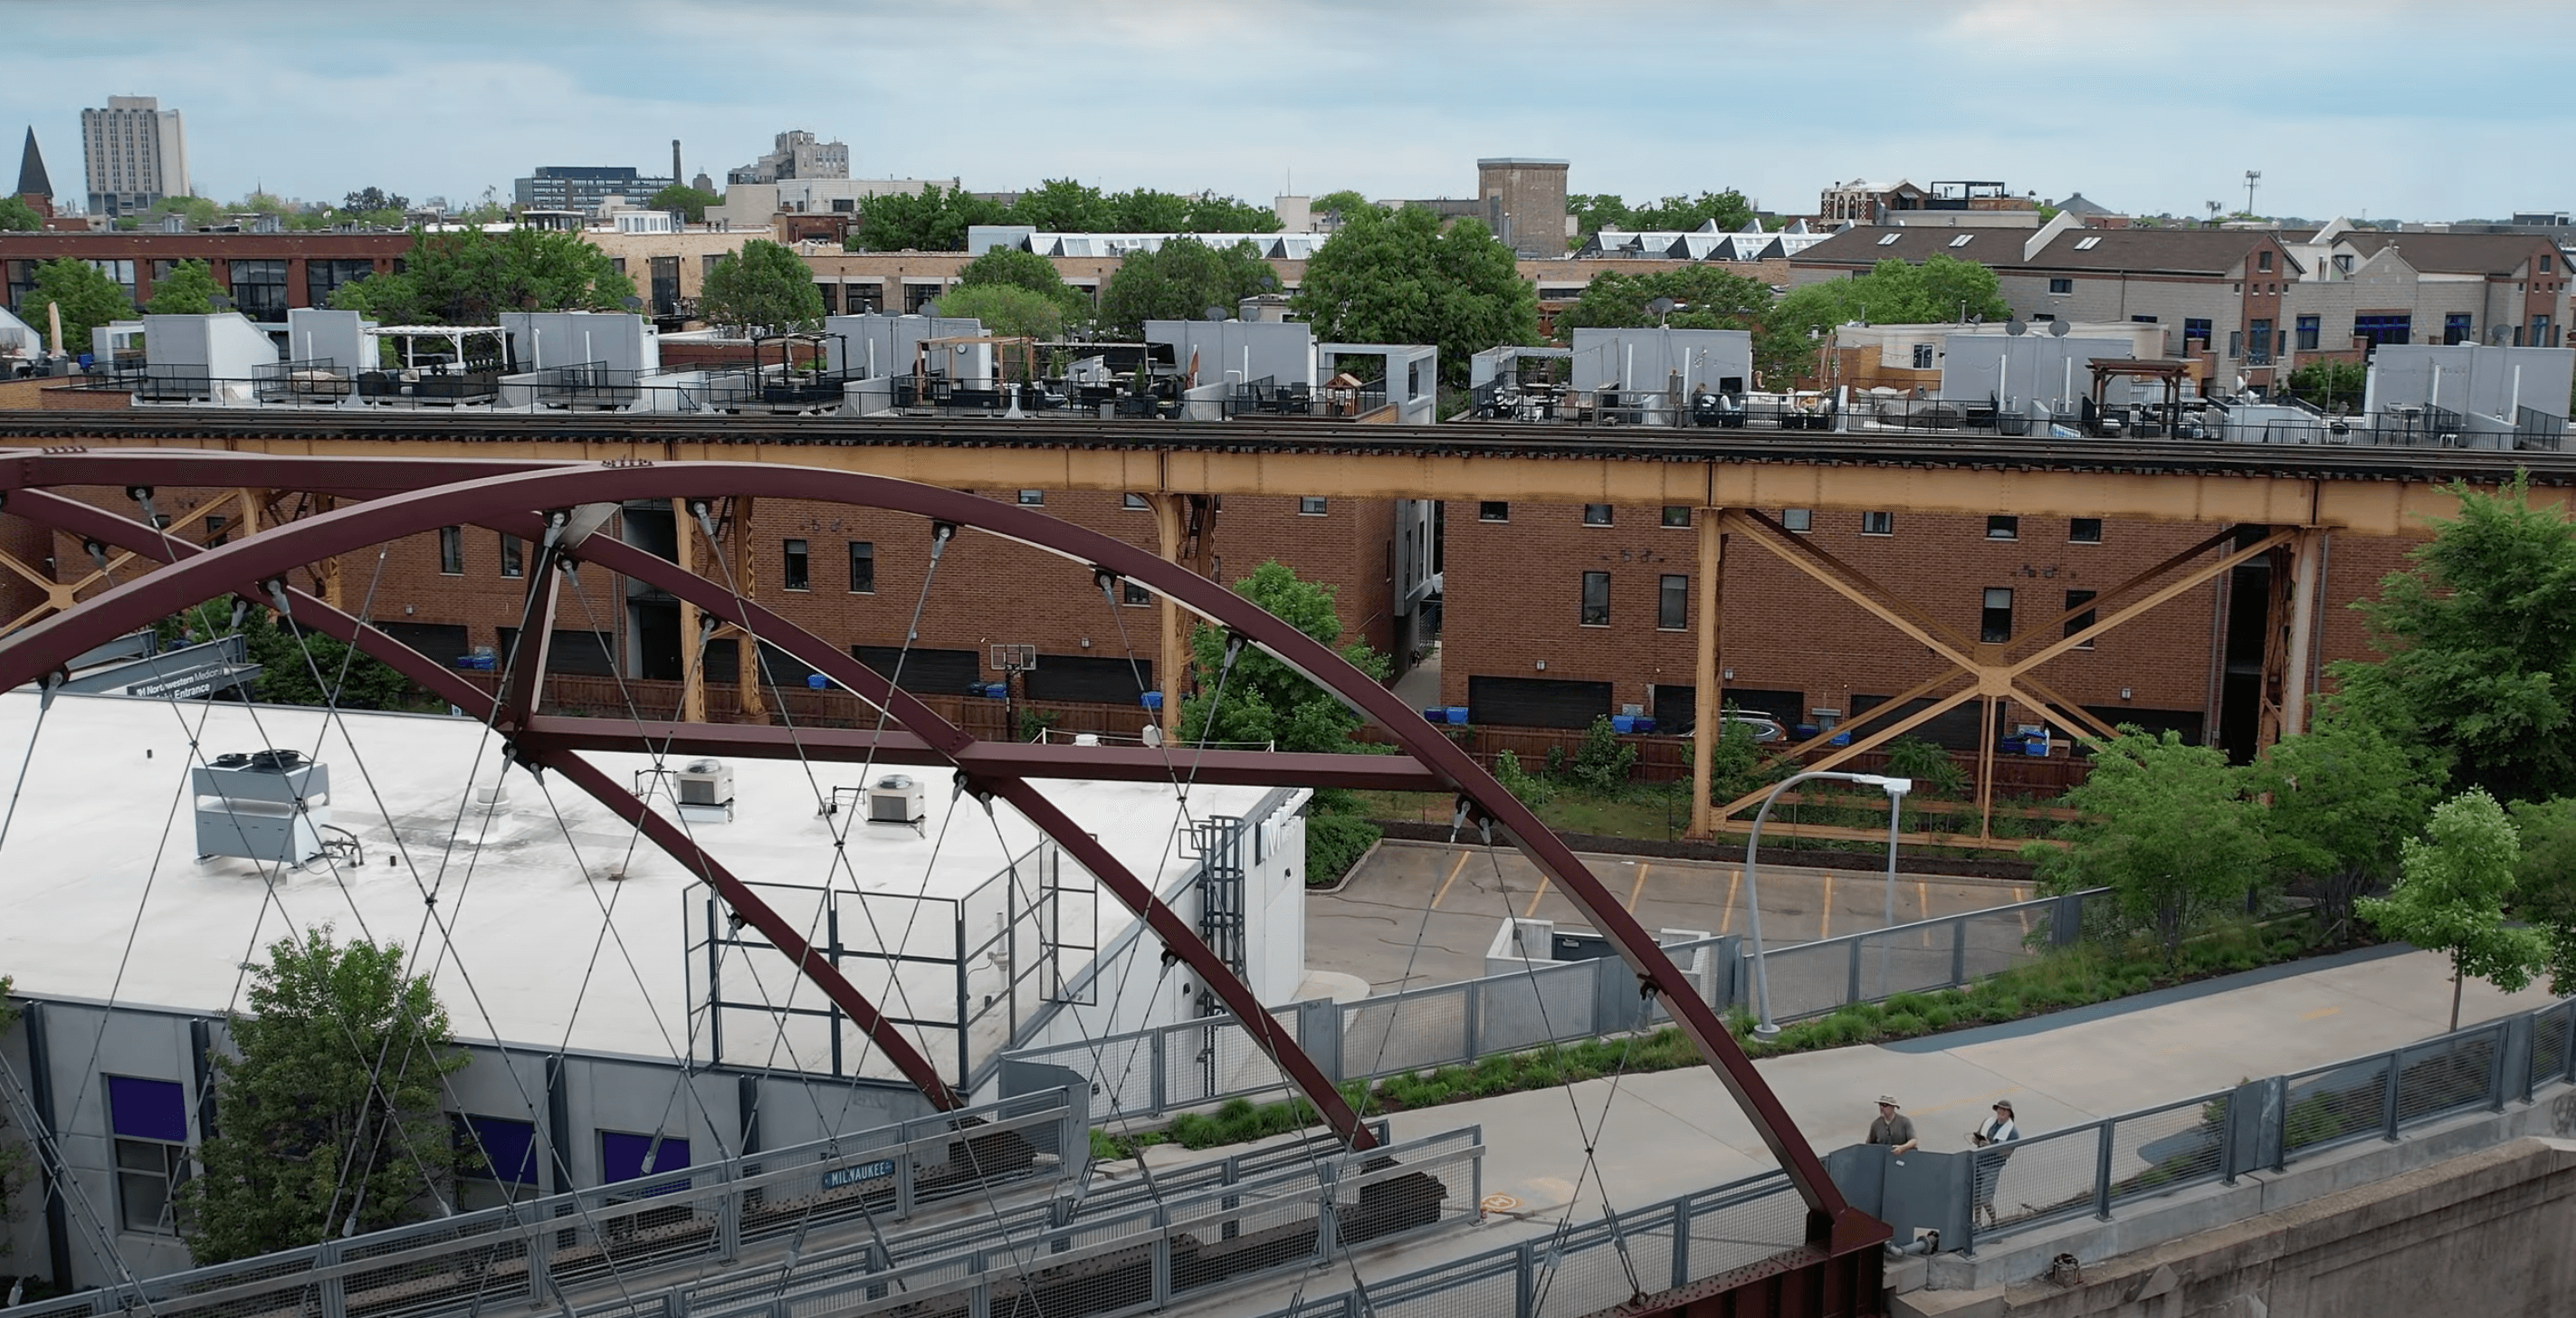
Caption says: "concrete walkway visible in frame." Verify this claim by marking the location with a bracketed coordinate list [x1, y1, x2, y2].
[1141, 944, 2568, 1311]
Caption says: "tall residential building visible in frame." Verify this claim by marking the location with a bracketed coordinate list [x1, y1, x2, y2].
[512, 166, 675, 215]
[727, 129, 849, 186]
[81, 96, 188, 217]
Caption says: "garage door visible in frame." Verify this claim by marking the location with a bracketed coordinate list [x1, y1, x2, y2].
[1850, 693, 1987, 750]
[1023, 654, 1153, 704]
[854, 645, 982, 695]
[376, 622, 471, 666]
[495, 627, 617, 677]
[1467, 675, 1613, 730]
[1648, 685, 1804, 733]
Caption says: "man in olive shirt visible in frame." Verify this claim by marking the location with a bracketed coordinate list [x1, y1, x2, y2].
[1867, 1094, 1918, 1154]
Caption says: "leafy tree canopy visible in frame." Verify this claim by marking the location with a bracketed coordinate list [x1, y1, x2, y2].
[1567, 190, 1758, 244]
[343, 186, 408, 215]
[182, 929, 464, 1264]
[956, 245, 1085, 312]
[2506, 795, 2576, 993]
[933, 283, 1066, 341]
[2251, 708, 2443, 939]
[0, 195, 43, 232]
[2360, 788, 2549, 1028]
[1550, 265, 1773, 341]
[700, 237, 825, 336]
[20, 258, 134, 354]
[1179, 560, 1388, 755]
[1096, 235, 1274, 340]
[2287, 358, 2365, 412]
[144, 258, 223, 316]
[853, 179, 1278, 253]
[1310, 191, 1377, 226]
[2030, 728, 2266, 961]
[328, 226, 634, 325]
[1291, 204, 1535, 387]
[2333, 475, 2576, 805]
[646, 183, 722, 223]
[1756, 253, 2010, 386]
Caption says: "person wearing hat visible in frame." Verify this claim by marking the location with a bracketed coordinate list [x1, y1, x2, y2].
[1970, 1099, 2021, 1227]
[1866, 1095, 1917, 1154]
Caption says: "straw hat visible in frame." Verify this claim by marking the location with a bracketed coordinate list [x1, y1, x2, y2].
[1876, 1095, 1900, 1108]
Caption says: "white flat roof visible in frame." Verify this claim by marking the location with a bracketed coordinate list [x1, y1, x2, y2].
[0, 691, 1267, 1081]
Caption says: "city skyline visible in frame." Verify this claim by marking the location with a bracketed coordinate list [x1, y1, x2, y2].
[5, 0, 2568, 224]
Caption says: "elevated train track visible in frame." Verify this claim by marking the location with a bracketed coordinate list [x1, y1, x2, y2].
[2, 409, 2567, 534]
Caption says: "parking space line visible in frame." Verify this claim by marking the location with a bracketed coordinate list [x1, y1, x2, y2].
[1819, 873, 1834, 940]
[1626, 863, 1651, 912]
[1430, 851, 1472, 909]
[1720, 869, 1741, 934]
[1522, 873, 1551, 919]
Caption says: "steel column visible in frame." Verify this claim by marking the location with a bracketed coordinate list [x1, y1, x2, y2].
[1688, 508, 1722, 838]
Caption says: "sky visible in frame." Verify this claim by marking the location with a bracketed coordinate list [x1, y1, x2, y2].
[5, 0, 2567, 224]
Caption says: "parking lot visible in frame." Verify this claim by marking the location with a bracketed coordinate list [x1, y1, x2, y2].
[1309, 838, 2033, 993]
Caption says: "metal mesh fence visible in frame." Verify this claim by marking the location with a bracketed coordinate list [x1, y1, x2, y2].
[2283, 1054, 2396, 1157]
[2534, 1002, 2574, 1091]
[1343, 985, 1473, 1078]
[2104, 1094, 2229, 1208]
[2397, 1028, 2501, 1124]
[1978, 1122, 2104, 1231]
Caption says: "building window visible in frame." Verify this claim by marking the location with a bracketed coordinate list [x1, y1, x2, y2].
[1980, 588, 2014, 644]
[1780, 508, 1813, 532]
[2248, 318, 2274, 362]
[227, 259, 289, 322]
[1123, 493, 1150, 510]
[205, 515, 226, 549]
[609, 257, 627, 276]
[1299, 496, 1328, 515]
[599, 1132, 691, 1196]
[1478, 501, 1509, 522]
[2256, 250, 2274, 272]
[499, 534, 523, 578]
[1661, 505, 1692, 528]
[2333, 253, 2354, 275]
[1911, 343, 1935, 369]
[703, 253, 723, 278]
[904, 282, 941, 313]
[2446, 313, 2475, 346]
[2183, 319, 2212, 353]
[2295, 315, 2320, 350]
[1657, 574, 1688, 631]
[305, 259, 375, 310]
[1121, 579, 1151, 606]
[1862, 511, 1894, 537]
[1016, 490, 1045, 506]
[2130, 314, 2159, 324]
[109, 1075, 191, 1236]
[2064, 590, 2097, 647]
[1985, 515, 2018, 541]
[782, 539, 809, 591]
[1579, 571, 1610, 626]
[2352, 314, 2411, 349]
[2046, 277, 2072, 295]
[438, 526, 463, 575]
[453, 1113, 539, 1205]
[2533, 314, 2555, 348]
[2068, 517, 2103, 544]
[2545, 253, 2557, 275]
[1581, 503, 1613, 526]
[847, 541, 874, 594]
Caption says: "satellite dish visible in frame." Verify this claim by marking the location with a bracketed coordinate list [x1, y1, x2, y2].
[2004, 318, 2025, 336]
[623, 295, 644, 310]
[1646, 296, 1678, 317]
[2049, 317, 2072, 338]
[1203, 305, 1227, 322]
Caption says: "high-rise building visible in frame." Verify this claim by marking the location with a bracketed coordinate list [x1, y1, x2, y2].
[727, 129, 850, 186]
[81, 96, 189, 217]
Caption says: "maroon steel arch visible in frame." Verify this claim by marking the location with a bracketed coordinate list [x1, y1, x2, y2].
[0, 454, 1878, 1249]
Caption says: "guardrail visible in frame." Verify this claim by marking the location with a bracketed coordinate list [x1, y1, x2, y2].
[1002, 890, 2106, 1123]
[14, 1089, 1083, 1318]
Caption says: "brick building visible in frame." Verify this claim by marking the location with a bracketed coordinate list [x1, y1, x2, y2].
[0, 230, 407, 322]
[1435, 498, 2412, 762]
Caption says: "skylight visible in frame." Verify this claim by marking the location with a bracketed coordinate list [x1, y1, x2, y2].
[2074, 235, 2103, 251]
[1877, 233, 1903, 246]
[1948, 234, 1974, 248]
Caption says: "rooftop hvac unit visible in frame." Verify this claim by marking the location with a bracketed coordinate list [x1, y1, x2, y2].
[676, 759, 734, 807]
[869, 774, 926, 826]
[194, 750, 331, 866]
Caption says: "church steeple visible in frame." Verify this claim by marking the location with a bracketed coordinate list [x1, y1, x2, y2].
[15, 127, 52, 202]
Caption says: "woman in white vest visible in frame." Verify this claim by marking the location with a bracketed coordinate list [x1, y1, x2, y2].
[1970, 1099, 2020, 1227]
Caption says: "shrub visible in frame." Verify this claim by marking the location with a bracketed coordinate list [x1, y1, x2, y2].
[1493, 750, 1554, 806]
[1304, 814, 1381, 888]
[1573, 717, 1638, 792]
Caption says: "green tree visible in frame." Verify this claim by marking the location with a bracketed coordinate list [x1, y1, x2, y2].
[1096, 235, 1275, 339]
[1627, 189, 1758, 234]
[2252, 710, 2443, 940]
[2506, 796, 2576, 993]
[342, 186, 408, 215]
[1550, 266, 1772, 342]
[2359, 789, 2549, 1029]
[114, 195, 222, 232]
[2287, 358, 2365, 412]
[1310, 190, 1373, 228]
[1179, 559, 1388, 754]
[203, 605, 421, 710]
[182, 929, 465, 1264]
[1566, 193, 1634, 241]
[1757, 254, 2011, 387]
[2333, 476, 2576, 805]
[700, 238, 825, 335]
[0, 196, 43, 232]
[20, 258, 134, 355]
[331, 226, 635, 325]
[933, 283, 1066, 341]
[1292, 205, 1536, 387]
[852, 183, 1006, 252]
[2030, 729, 2267, 963]
[144, 258, 224, 316]
[957, 245, 1084, 311]
[645, 183, 722, 223]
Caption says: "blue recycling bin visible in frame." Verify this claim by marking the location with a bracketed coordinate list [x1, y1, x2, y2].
[1444, 706, 1469, 725]
[806, 673, 828, 690]
[1140, 691, 1163, 711]
[1611, 715, 1636, 734]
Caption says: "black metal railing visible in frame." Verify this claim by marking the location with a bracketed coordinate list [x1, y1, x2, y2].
[533, 361, 644, 410]
[253, 358, 351, 404]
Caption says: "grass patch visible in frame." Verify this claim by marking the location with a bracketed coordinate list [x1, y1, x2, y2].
[1086, 918, 2326, 1159]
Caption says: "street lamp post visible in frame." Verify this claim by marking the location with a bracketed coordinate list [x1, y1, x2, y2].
[1742, 769, 1913, 1040]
